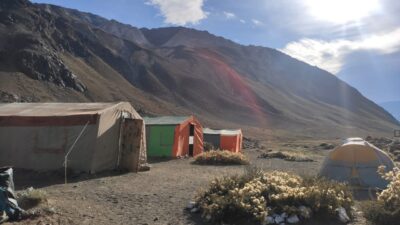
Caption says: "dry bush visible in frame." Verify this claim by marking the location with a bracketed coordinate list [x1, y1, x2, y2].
[258, 151, 313, 162]
[194, 169, 353, 224]
[362, 166, 400, 224]
[194, 150, 249, 165]
[17, 188, 48, 210]
[203, 142, 216, 151]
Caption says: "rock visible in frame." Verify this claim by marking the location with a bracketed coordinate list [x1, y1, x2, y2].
[298, 206, 312, 219]
[186, 201, 196, 210]
[190, 207, 200, 213]
[14, 50, 86, 92]
[264, 216, 274, 224]
[287, 215, 300, 223]
[336, 207, 350, 223]
[273, 213, 285, 224]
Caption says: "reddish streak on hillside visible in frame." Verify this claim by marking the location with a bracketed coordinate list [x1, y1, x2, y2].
[197, 49, 267, 126]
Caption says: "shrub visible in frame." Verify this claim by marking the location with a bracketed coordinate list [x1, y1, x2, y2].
[17, 187, 48, 210]
[193, 150, 249, 165]
[258, 151, 313, 162]
[362, 201, 400, 225]
[203, 142, 216, 151]
[362, 166, 400, 224]
[195, 169, 353, 224]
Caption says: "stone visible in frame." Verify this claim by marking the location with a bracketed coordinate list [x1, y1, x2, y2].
[287, 215, 300, 224]
[274, 214, 285, 224]
[336, 207, 350, 223]
[186, 201, 196, 210]
[190, 207, 200, 213]
[264, 216, 274, 224]
[298, 206, 312, 219]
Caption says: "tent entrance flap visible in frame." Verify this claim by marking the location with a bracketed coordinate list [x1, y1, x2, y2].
[189, 124, 194, 156]
[120, 118, 144, 172]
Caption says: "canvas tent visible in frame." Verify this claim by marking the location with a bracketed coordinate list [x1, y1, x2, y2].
[203, 128, 243, 153]
[0, 102, 147, 173]
[319, 137, 394, 189]
[144, 116, 203, 157]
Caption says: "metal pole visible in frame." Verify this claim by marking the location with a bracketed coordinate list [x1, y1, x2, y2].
[64, 120, 90, 184]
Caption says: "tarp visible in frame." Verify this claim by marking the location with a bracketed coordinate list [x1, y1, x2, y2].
[0, 102, 147, 173]
[146, 125, 176, 157]
[0, 167, 23, 222]
[144, 116, 189, 125]
[203, 128, 243, 153]
[319, 139, 394, 189]
[144, 116, 203, 157]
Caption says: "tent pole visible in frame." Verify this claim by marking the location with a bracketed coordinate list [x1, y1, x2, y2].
[64, 120, 90, 184]
[116, 112, 125, 169]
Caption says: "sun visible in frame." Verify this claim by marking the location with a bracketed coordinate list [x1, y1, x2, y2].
[305, 0, 380, 24]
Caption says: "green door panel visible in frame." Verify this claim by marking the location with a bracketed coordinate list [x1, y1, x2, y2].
[147, 125, 176, 157]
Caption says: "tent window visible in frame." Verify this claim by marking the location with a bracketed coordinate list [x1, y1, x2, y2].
[34, 127, 67, 153]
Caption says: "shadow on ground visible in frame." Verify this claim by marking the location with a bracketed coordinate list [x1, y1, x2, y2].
[13, 168, 132, 190]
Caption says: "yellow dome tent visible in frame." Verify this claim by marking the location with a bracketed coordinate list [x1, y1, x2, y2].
[319, 138, 394, 189]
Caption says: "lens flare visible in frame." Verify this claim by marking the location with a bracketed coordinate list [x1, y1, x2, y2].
[197, 49, 269, 127]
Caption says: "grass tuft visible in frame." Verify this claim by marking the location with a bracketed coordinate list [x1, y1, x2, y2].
[17, 188, 48, 210]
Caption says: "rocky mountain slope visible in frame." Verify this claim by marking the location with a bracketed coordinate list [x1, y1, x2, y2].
[379, 101, 400, 122]
[0, 0, 398, 137]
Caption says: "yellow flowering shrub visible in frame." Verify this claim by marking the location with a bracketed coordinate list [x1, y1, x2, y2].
[363, 166, 400, 225]
[193, 150, 249, 165]
[377, 166, 400, 210]
[195, 169, 353, 224]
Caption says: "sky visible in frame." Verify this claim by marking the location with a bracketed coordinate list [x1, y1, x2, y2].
[31, 0, 400, 104]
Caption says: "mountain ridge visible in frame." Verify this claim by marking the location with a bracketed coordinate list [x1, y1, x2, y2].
[0, 0, 398, 138]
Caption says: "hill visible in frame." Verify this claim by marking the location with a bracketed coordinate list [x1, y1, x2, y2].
[0, 0, 398, 138]
[379, 101, 400, 122]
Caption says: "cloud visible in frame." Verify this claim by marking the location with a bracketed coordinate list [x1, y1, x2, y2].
[223, 11, 236, 19]
[251, 19, 263, 26]
[147, 0, 208, 25]
[240, 19, 246, 24]
[280, 28, 400, 74]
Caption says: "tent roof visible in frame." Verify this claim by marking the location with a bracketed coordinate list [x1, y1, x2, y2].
[0, 102, 129, 117]
[203, 128, 242, 136]
[144, 116, 190, 125]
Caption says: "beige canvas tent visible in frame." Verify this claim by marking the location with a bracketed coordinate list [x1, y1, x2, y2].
[0, 102, 147, 173]
[319, 137, 394, 189]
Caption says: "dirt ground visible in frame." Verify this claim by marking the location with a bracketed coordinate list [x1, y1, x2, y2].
[5, 142, 368, 225]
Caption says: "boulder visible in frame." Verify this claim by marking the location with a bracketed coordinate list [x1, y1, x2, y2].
[298, 206, 312, 219]
[287, 215, 300, 224]
[336, 207, 350, 223]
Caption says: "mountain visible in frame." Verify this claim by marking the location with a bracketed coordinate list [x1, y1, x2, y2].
[0, 0, 398, 138]
[379, 101, 400, 122]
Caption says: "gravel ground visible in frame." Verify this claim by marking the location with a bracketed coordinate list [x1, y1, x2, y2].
[5, 147, 367, 225]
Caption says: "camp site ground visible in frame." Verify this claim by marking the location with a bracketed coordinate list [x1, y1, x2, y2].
[2, 137, 395, 225]
[6, 139, 368, 225]
[0, 103, 396, 225]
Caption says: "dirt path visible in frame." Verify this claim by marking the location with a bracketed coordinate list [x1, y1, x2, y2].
[6, 149, 367, 225]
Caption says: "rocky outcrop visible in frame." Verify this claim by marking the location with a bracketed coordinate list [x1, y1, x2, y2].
[14, 50, 86, 92]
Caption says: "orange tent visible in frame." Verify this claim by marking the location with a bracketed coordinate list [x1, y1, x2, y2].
[203, 128, 243, 153]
